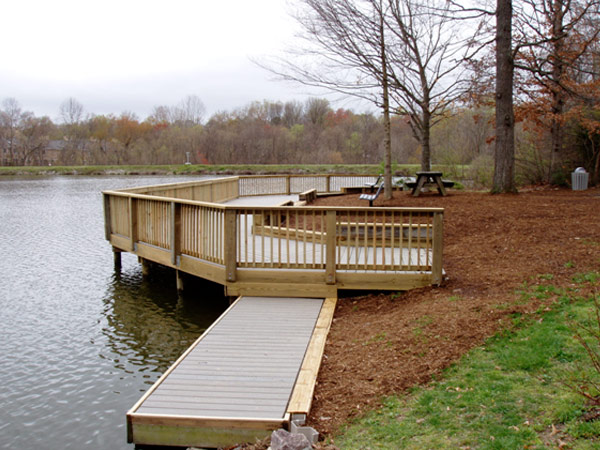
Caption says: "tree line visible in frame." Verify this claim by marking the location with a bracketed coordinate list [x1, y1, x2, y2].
[0, 96, 415, 167]
[0, 92, 597, 187]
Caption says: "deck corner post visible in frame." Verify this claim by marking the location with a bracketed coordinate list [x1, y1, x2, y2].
[103, 193, 111, 241]
[126, 414, 133, 443]
[325, 210, 337, 285]
[224, 209, 237, 282]
[170, 201, 181, 266]
[432, 211, 444, 285]
[113, 247, 122, 269]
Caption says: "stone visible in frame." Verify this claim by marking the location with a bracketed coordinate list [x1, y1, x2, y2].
[270, 428, 312, 450]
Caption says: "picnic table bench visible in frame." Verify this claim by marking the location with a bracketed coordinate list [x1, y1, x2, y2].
[406, 171, 454, 197]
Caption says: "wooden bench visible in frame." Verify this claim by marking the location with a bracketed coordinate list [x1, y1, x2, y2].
[299, 188, 317, 204]
[359, 182, 384, 207]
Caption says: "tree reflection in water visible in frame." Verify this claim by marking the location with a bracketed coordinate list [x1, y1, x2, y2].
[101, 262, 228, 381]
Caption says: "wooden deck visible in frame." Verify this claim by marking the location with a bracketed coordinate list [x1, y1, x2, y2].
[127, 296, 336, 448]
[103, 175, 444, 297]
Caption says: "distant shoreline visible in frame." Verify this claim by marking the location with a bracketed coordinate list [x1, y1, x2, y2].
[0, 164, 431, 177]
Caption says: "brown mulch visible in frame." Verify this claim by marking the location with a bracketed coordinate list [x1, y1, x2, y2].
[301, 186, 600, 442]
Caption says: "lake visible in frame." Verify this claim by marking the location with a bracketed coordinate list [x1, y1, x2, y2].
[0, 175, 229, 449]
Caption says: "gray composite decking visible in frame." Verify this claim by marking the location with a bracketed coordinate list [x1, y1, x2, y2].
[132, 296, 324, 420]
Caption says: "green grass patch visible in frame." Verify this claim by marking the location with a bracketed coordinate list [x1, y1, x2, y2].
[0, 163, 467, 178]
[336, 273, 600, 449]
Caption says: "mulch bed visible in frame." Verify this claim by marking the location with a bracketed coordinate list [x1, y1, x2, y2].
[303, 186, 600, 442]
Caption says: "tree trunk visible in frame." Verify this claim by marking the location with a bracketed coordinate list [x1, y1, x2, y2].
[421, 108, 432, 171]
[492, 0, 517, 193]
[380, 8, 393, 200]
[548, 0, 566, 182]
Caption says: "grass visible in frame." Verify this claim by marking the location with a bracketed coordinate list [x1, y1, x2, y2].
[0, 163, 467, 177]
[335, 272, 600, 449]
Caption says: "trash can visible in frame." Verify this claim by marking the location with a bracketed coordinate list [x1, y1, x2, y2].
[571, 167, 589, 191]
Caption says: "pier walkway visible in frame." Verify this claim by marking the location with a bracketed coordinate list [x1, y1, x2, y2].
[127, 296, 336, 448]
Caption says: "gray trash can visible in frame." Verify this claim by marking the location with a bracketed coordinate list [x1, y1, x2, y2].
[571, 167, 589, 191]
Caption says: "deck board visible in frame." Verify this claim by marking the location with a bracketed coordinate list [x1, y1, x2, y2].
[129, 296, 324, 445]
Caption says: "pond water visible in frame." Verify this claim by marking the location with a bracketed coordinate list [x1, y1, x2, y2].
[0, 175, 229, 449]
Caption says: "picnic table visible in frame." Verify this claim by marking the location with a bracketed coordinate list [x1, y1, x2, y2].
[407, 171, 453, 197]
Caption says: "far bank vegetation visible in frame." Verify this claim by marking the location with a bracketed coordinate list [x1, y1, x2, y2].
[1, 95, 597, 188]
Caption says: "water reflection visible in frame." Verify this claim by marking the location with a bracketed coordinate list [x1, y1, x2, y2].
[102, 264, 228, 377]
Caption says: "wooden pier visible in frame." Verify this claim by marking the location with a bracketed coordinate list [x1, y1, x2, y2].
[127, 296, 336, 448]
[104, 175, 444, 447]
[103, 175, 444, 298]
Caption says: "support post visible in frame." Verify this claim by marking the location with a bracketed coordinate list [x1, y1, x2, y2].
[325, 210, 337, 285]
[285, 176, 291, 195]
[325, 175, 331, 193]
[431, 211, 444, 285]
[170, 202, 181, 266]
[103, 193, 112, 241]
[129, 197, 138, 252]
[113, 247, 122, 270]
[224, 209, 237, 282]
[176, 269, 184, 292]
[141, 258, 151, 276]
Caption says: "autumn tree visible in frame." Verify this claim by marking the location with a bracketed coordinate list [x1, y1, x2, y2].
[514, 0, 600, 181]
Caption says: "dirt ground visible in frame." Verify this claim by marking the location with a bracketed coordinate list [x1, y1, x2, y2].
[296, 186, 600, 443]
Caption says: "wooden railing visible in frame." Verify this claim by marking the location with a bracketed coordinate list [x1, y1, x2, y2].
[121, 177, 239, 203]
[120, 174, 379, 199]
[104, 176, 443, 295]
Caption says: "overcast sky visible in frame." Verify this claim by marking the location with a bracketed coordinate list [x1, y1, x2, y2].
[0, 0, 338, 121]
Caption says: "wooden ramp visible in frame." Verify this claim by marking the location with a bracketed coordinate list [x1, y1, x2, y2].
[127, 296, 336, 448]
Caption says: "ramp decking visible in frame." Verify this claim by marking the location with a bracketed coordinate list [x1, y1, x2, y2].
[127, 296, 335, 448]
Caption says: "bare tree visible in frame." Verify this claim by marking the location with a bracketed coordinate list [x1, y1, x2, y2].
[149, 95, 206, 128]
[59, 97, 86, 164]
[19, 114, 54, 165]
[59, 97, 84, 126]
[0, 98, 23, 165]
[173, 95, 206, 127]
[282, 101, 305, 127]
[261, 0, 478, 198]
[386, 0, 478, 172]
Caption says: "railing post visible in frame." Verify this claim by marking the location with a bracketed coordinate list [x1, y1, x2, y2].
[431, 211, 444, 285]
[325, 175, 331, 193]
[286, 176, 291, 195]
[224, 209, 237, 282]
[326, 210, 337, 285]
[170, 201, 181, 266]
[103, 193, 112, 241]
[128, 197, 138, 252]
